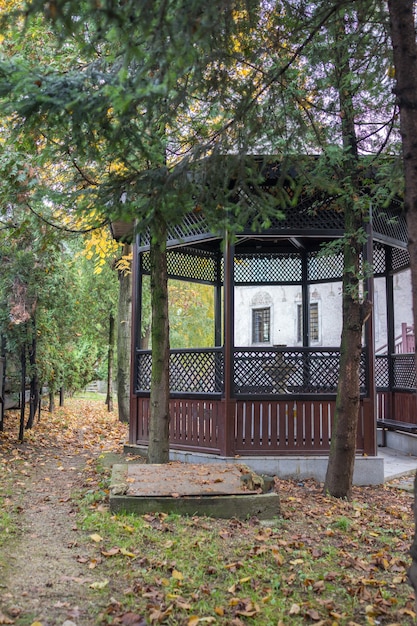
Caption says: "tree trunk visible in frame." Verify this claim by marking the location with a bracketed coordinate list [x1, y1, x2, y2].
[324, 229, 365, 498]
[49, 391, 55, 413]
[37, 381, 42, 421]
[324, 12, 370, 498]
[106, 313, 115, 412]
[387, 0, 417, 603]
[19, 343, 26, 443]
[148, 211, 170, 464]
[59, 386, 64, 406]
[26, 318, 39, 430]
[117, 243, 132, 423]
[0, 339, 5, 433]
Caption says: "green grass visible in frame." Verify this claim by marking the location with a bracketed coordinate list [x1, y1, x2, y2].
[73, 461, 416, 625]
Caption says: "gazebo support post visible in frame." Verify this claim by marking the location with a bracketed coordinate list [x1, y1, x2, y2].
[363, 220, 377, 455]
[129, 237, 141, 446]
[386, 246, 396, 422]
[220, 235, 236, 456]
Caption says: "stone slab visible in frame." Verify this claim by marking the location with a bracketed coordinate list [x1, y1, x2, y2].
[113, 462, 262, 497]
[109, 463, 281, 519]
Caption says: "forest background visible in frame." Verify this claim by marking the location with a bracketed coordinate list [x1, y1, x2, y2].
[0, 0, 414, 497]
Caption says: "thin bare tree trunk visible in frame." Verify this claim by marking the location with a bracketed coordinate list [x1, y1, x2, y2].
[26, 317, 39, 430]
[49, 392, 55, 413]
[19, 343, 26, 443]
[106, 313, 115, 412]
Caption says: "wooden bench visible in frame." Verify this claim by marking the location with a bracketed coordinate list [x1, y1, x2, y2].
[377, 419, 417, 447]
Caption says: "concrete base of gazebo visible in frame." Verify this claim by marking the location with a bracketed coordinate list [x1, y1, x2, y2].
[124, 445, 384, 486]
[379, 429, 417, 457]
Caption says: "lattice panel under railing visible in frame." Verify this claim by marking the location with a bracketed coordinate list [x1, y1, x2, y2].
[393, 354, 416, 389]
[137, 347, 372, 397]
[136, 351, 152, 392]
[233, 348, 367, 395]
[141, 248, 219, 283]
[375, 355, 389, 389]
[135, 349, 224, 394]
[234, 252, 302, 284]
[170, 350, 224, 393]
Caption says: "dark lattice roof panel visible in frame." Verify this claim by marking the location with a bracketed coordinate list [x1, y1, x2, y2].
[136, 189, 407, 254]
[241, 193, 345, 235]
[372, 206, 408, 247]
[138, 212, 212, 251]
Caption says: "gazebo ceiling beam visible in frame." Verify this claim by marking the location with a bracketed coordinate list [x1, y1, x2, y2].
[289, 237, 305, 250]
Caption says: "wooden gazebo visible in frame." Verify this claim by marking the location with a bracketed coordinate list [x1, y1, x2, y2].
[126, 175, 414, 482]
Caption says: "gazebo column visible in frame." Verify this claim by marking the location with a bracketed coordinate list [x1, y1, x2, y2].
[130, 239, 142, 445]
[220, 235, 236, 456]
[362, 228, 376, 456]
[301, 250, 309, 389]
[385, 246, 395, 421]
[301, 250, 309, 347]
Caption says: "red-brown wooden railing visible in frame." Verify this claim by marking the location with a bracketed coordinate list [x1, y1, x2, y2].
[131, 395, 370, 456]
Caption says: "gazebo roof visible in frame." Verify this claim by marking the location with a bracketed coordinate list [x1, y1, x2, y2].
[137, 198, 407, 253]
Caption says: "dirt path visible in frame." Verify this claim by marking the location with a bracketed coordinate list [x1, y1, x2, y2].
[2, 452, 95, 625]
[0, 400, 128, 626]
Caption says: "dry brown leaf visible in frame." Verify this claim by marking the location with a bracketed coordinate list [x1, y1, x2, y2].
[101, 547, 120, 557]
[289, 603, 301, 615]
[120, 612, 146, 626]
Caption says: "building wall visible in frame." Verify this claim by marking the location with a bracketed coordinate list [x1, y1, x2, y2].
[234, 269, 413, 350]
[374, 269, 413, 352]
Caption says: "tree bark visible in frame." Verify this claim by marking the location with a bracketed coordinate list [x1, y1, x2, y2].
[19, 342, 26, 443]
[324, 12, 370, 498]
[26, 317, 39, 430]
[106, 313, 115, 412]
[387, 0, 417, 603]
[0, 339, 5, 433]
[148, 210, 170, 464]
[117, 243, 132, 423]
[323, 228, 367, 498]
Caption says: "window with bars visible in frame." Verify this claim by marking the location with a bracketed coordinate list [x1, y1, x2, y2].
[252, 307, 271, 343]
[297, 302, 319, 343]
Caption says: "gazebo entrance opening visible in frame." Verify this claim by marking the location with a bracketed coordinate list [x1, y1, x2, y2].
[129, 200, 414, 469]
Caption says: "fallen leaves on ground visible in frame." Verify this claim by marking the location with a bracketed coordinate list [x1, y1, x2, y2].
[0, 397, 416, 624]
